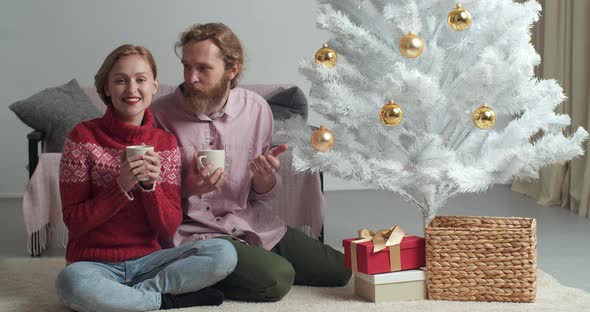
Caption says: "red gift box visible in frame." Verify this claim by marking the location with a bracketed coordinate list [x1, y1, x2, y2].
[343, 234, 425, 275]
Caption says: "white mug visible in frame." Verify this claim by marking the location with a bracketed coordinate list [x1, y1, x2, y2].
[125, 145, 154, 181]
[197, 150, 225, 175]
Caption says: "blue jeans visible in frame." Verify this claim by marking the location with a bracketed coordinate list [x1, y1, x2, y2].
[55, 238, 237, 312]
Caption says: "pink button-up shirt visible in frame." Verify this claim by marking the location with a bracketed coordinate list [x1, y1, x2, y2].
[151, 87, 286, 250]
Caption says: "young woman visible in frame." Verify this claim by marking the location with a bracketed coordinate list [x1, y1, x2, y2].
[55, 44, 237, 311]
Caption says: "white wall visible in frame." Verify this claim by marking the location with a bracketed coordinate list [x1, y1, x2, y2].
[0, 0, 366, 196]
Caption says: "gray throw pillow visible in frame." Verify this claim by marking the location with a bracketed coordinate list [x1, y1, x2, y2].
[9, 79, 101, 152]
[265, 86, 308, 122]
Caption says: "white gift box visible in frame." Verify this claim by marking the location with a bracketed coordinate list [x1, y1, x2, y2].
[354, 269, 426, 302]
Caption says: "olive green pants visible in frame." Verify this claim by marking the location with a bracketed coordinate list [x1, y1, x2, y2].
[214, 227, 351, 302]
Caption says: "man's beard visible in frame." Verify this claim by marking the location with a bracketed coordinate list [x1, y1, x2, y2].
[183, 75, 231, 114]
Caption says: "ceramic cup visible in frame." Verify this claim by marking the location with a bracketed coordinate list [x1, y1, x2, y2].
[125, 145, 154, 181]
[197, 150, 225, 175]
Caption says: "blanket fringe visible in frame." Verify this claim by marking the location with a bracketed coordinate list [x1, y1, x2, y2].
[26, 222, 68, 256]
[51, 220, 68, 249]
[27, 224, 49, 256]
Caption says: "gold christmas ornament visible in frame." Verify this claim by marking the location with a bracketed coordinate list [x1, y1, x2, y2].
[315, 43, 338, 68]
[448, 4, 472, 31]
[472, 104, 496, 129]
[399, 32, 424, 58]
[311, 125, 335, 152]
[380, 100, 403, 126]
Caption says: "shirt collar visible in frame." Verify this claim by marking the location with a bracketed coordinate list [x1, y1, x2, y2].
[222, 88, 238, 118]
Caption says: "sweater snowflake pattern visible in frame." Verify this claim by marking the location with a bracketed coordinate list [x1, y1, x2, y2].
[59, 105, 181, 263]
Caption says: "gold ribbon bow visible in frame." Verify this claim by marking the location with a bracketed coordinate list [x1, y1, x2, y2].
[350, 225, 406, 272]
[357, 225, 406, 253]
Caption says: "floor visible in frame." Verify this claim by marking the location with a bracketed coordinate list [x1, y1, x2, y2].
[1, 185, 589, 292]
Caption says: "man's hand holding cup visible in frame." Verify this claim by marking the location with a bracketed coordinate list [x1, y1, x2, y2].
[185, 150, 227, 196]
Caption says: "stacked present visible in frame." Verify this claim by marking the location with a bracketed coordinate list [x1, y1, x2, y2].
[343, 225, 427, 302]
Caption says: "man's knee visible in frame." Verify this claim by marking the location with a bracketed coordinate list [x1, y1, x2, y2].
[256, 259, 295, 302]
[216, 238, 295, 301]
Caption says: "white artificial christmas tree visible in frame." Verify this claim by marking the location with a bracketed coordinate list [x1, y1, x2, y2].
[275, 0, 588, 225]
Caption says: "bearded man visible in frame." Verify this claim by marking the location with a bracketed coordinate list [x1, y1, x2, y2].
[151, 23, 351, 302]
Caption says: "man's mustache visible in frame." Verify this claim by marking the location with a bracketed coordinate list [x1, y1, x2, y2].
[183, 84, 206, 97]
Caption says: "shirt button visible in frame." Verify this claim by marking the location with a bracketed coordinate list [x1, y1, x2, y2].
[215, 217, 221, 222]
[205, 206, 211, 211]
[209, 140, 215, 146]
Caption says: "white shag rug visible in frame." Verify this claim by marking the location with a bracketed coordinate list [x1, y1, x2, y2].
[1, 257, 587, 312]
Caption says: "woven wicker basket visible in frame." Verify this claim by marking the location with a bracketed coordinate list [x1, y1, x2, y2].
[425, 216, 537, 303]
